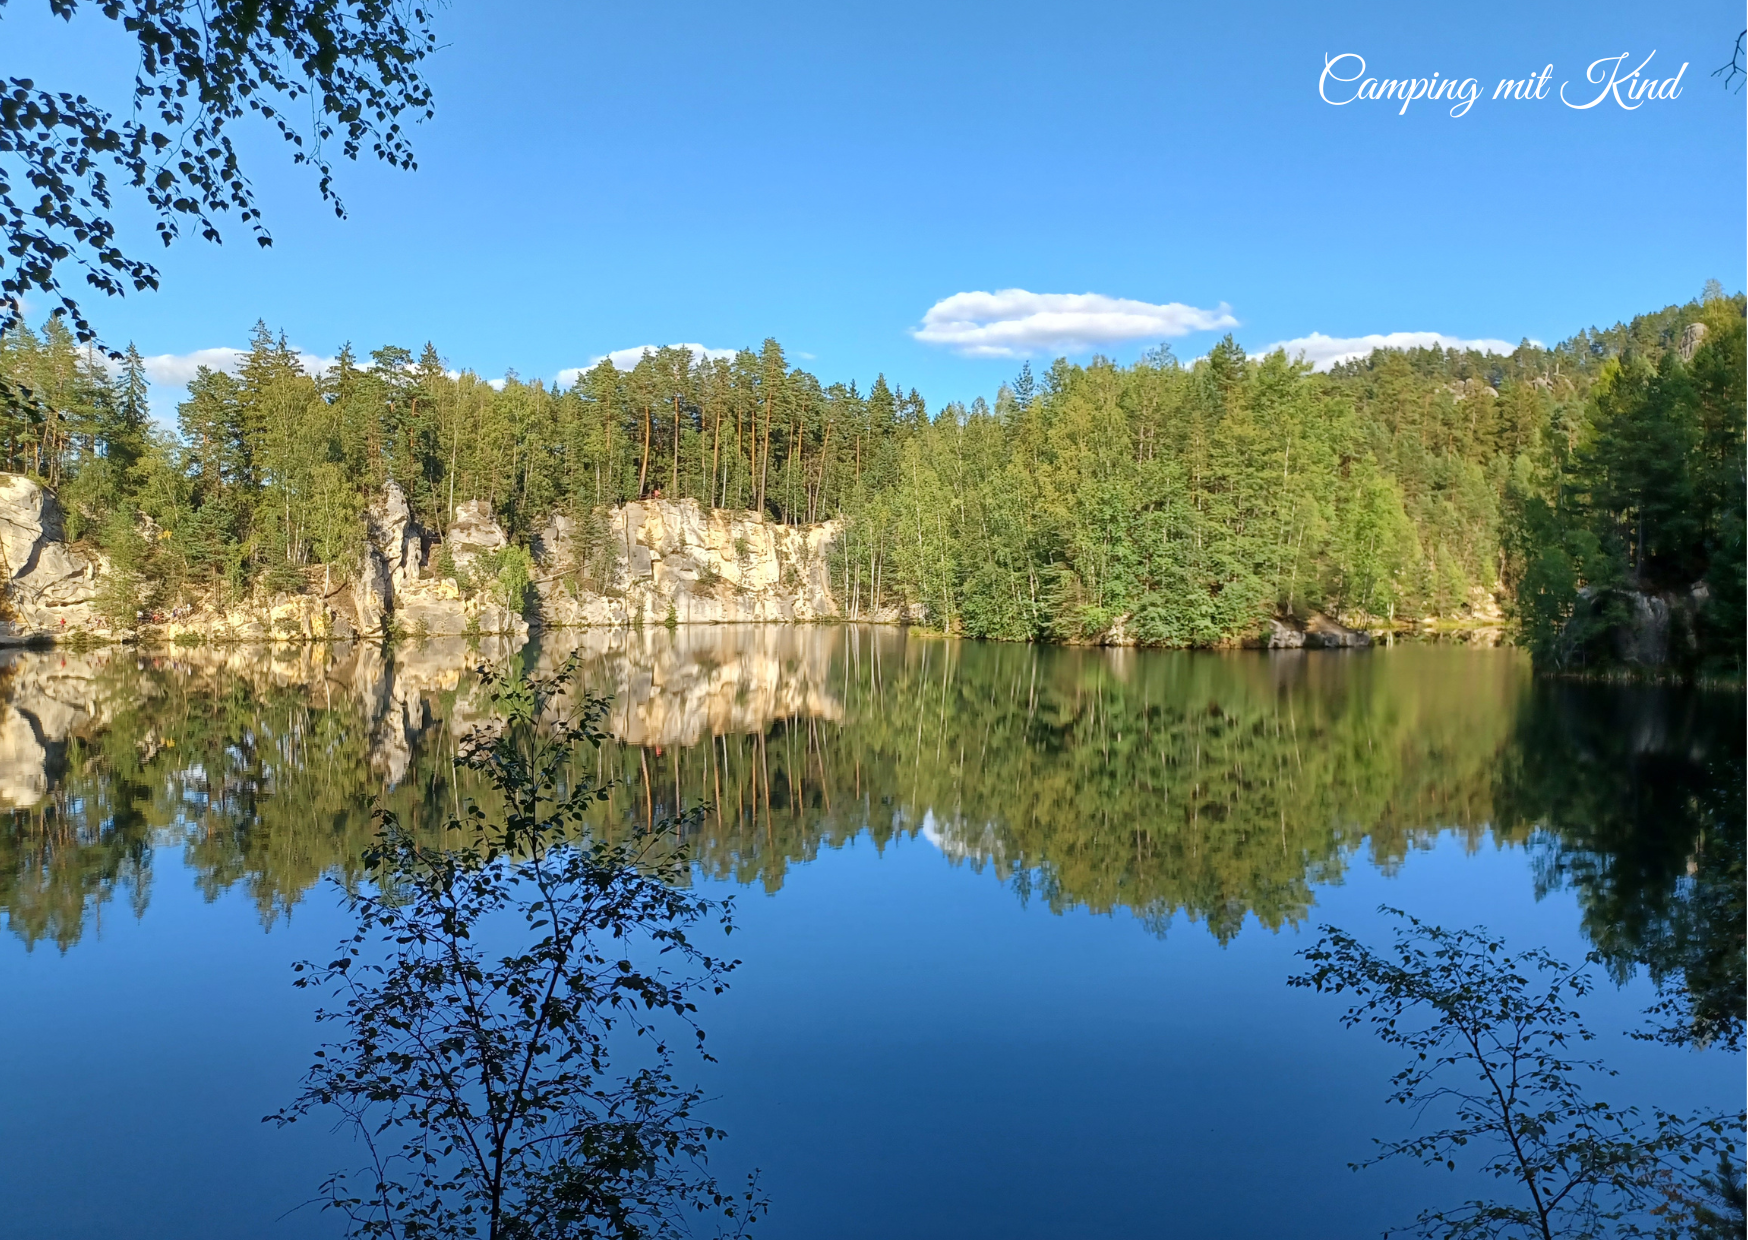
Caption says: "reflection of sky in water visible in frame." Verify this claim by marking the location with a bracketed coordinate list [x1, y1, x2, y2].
[0, 633, 1739, 1238]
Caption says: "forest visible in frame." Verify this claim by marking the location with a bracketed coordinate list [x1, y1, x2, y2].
[0, 287, 1740, 671]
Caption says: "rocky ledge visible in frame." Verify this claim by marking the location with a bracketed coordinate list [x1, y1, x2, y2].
[0, 474, 845, 645]
[532, 498, 841, 627]
[1258, 613, 1373, 650]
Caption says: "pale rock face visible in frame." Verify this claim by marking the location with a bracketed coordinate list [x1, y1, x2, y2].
[1245, 612, 1369, 650]
[448, 499, 508, 570]
[369, 481, 425, 596]
[353, 480, 418, 635]
[1301, 612, 1371, 648]
[0, 477, 838, 646]
[349, 489, 528, 641]
[1465, 585, 1506, 626]
[533, 498, 842, 627]
[0, 474, 58, 577]
[0, 474, 109, 641]
[353, 546, 393, 636]
[1679, 321, 1709, 361]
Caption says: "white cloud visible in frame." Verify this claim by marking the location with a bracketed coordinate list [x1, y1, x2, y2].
[1258, 331, 1533, 372]
[127, 346, 338, 388]
[556, 343, 738, 387]
[912, 289, 1238, 359]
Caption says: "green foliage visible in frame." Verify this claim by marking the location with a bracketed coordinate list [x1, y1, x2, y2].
[92, 506, 158, 629]
[270, 656, 762, 1239]
[1509, 296, 1746, 674]
[0, 291, 1739, 662]
[1292, 910, 1743, 1240]
[1682, 1152, 1746, 1240]
[469, 544, 536, 613]
[1, 2, 436, 344]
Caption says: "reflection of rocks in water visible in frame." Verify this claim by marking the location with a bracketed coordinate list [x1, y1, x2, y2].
[0, 627, 844, 805]
[536, 625, 845, 748]
[0, 704, 52, 807]
[0, 640, 511, 807]
[0, 647, 132, 806]
[5, 631, 1723, 991]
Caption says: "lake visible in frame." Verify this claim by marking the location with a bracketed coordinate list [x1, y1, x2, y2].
[0, 628, 1740, 1238]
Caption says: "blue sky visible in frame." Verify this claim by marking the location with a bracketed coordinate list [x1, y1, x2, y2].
[4, 0, 1744, 415]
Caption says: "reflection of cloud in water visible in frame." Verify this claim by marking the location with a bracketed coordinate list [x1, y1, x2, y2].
[919, 808, 1017, 875]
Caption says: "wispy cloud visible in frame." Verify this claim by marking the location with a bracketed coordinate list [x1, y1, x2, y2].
[912, 289, 1238, 359]
[111, 346, 340, 424]
[556, 343, 738, 387]
[124, 346, 339, 389]
[1258, 331, 1532, 371]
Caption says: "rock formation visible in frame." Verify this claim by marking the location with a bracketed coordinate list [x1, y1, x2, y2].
[1256, 612, 1372, 650]
[447, 499, 509, 570]
[0, 474, 846, 646]
[345, 483, 528, 641]
[532, 498, 841, 627]
[0, 474, 110, 641]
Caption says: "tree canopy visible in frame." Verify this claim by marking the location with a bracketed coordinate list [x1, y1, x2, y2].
[0, 0, 437, 343]
[0, 289, 1741, 671]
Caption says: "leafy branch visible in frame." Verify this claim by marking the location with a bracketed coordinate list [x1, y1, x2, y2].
[270, 653, 765, 1240]
[1291, 908, 1742, 1240]
[1, 0, 438, 344]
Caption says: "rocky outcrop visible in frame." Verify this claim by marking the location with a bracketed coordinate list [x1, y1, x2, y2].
[0, 475, 110, 642]
[0, 477, 841, 646]
[1263, 618, 1304, 649]
[1303, 613, 1372, 648]
[533, 498, 841, 627]
[352, 482, 419, 634]
[1679, 321, 1709, 361]
[447, 499, 508, 570]
[1255, 612, 1372, 650]
[347, 484, 528, 641]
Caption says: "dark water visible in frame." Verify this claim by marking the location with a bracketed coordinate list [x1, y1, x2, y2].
[0, 629, 1740, 1238]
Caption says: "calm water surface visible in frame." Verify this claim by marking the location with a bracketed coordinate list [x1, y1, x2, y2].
[0, 629, 1740, 1238]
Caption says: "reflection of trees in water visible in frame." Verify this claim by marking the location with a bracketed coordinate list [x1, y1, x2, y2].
[621, 637, 1528, 941]
[0, 647, 472, 950]
[0, 631, 1739, 1032]
[1496, 682, 1745, 1049]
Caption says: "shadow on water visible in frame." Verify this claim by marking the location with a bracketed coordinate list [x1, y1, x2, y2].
[0, 627, 1739, 1033]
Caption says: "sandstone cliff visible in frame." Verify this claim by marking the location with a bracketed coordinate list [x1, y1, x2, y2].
[0, 474, 111, 641]
[0, 475, 847, 646]
[533, 498, 841, 627]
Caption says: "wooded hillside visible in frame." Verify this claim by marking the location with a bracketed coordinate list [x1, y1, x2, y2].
[0, 288, 1740, 671]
